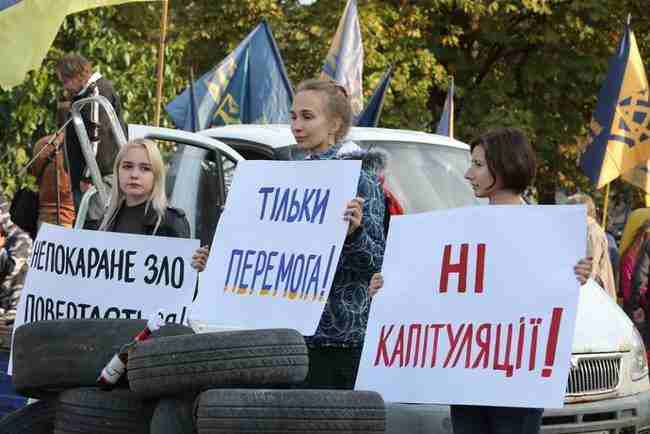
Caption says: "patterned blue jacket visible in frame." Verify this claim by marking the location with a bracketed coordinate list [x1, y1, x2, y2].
[305, 144, 386, 347]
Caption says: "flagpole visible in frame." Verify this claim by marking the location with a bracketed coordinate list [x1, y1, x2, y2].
[154, 0, 170, 127]
[602, 183, 610, 229]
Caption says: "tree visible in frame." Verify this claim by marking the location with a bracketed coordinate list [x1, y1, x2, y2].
[1, 0, 649, 215]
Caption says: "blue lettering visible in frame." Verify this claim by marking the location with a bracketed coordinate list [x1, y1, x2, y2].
[258, 187, 274, 220]
[250, 250, 268, 293]
[312, 189, 330, 224]
[274, 253, 295, 297]
[224, 249, 244, 292]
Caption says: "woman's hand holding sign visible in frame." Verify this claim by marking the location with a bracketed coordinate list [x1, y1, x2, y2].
[192, 246, 210, 272]
[368, 273, 383, 298]
[344, 197, 364, 236]
[574, 257, 592, 285]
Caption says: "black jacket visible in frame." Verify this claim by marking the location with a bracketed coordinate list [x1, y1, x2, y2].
[106, 205, 191, 239]
[0, 249, 14, 282]
[63, 76, 126, 191]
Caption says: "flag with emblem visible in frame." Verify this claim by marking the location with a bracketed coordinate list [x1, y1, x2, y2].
[436, 77, 455, 138]
[165, 20, 293, 130]
[320, 0, 364, 116]
[579, 21, 650, 190]
[0, 0, 156, 90]
[356, 65, 393, 127]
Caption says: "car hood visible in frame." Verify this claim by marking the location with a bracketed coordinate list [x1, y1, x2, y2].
[572, 279, 635, 354]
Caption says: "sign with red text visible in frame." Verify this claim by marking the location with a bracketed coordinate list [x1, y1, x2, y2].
[192, 160, 361, 335]
[355, 205, 586, 408]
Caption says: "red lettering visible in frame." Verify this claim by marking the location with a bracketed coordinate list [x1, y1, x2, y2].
[406, 324, 423, 367]
[420, 324, 430, 368]
[429, 324, 445, 367]
[443, 323, 466, 367]
[529, 318, 541, 371]
[493, 323, 514, 377]
[373, 325, 395, 366]
[389, 325, 406, 367]
[472, 323, 492, 368]
[439, 244, 468, 293]
[516, 317, 525, 369]
[541, 308, 563, 378]
[474, 243, 486, 293]
[451, 324, 474, 368]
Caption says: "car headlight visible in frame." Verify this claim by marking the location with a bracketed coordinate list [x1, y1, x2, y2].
[631, 326, 648, 381]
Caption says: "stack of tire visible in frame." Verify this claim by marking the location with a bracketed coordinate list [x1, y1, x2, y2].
[0, 319, 386, 433]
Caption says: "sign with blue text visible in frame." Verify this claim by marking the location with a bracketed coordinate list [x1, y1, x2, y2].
[193, 160, 361, 334]
[355, 205, 585, 408]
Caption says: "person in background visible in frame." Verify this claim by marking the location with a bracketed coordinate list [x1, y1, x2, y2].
[565, 193, 616, 299]
[98, 139, 208, 271]
[30, 132, 76, 229]
[291, 78, 386, 390]
[368, 128, 591, 434]
[621, 220, 650, 310]
[626, 221, 650, 356]
[0, 194, 32, 324]
[56, 53, 126, 211]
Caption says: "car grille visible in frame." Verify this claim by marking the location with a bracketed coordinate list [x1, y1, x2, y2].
[566, 355, 621, 396]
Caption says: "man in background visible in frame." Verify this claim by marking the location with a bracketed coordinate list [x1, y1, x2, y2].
[56, 53, 126, 212]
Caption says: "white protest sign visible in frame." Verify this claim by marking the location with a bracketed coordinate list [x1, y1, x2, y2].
[355, 205, 585, 409]
[192, 160, 361, 335]
[15, 224, 199, 328]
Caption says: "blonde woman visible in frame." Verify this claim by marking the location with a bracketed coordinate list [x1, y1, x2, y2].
[99, 139, 208, 271]
[566, 193, 616, 299]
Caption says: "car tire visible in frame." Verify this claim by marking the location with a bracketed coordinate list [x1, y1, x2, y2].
[195, 389, 386, 433]
[54, 387, 152, 434]
[0, 400, 55, 434]
[12, 319, 193, 398]
[150, 395, 196, 434]
[127, 329, 308, 397]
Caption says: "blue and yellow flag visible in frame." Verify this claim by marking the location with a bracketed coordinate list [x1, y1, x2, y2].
[320, 0, 364, 116]
[436, 77, 454, 139]
[580, 23, 650, 190]
[356, 65, 393, 127]
[166, 20, 293, 130]
[0, 0, 156, 90]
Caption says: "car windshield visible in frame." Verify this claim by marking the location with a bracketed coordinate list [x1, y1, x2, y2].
[359, 140, 478, 213]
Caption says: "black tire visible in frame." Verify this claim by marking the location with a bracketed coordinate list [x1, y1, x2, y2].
[54, 387, 152, 434]
[195, 389, 386, 434]
[128, 329, 308, 398]
[0, 400, 55, 434]
[150, 395, 196, 434]
[12, 319, 193, 398]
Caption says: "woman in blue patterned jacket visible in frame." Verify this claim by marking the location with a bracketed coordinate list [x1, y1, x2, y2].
[291, 78, 386, 389]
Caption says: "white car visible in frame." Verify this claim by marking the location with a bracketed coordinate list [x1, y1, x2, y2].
[118, 123, 650, 434]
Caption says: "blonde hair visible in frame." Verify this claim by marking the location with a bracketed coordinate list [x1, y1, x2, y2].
[99, 139, 167, 233]
[566, 193, 597, 220]
[295, 78, 352, 143]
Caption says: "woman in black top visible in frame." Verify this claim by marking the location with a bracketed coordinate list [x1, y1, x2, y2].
[98, 139, 208, 271]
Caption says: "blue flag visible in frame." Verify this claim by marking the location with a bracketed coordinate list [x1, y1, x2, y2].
[436, 77, 454, 138]
[580, 21, 650, 190]
[0, 0, 20, 11]
[166, 20, 293, 130]
[321, 0, 364, 116]
[356, 65, 393, 127]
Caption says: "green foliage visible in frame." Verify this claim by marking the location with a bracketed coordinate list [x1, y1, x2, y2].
[1, 0, 649, 212]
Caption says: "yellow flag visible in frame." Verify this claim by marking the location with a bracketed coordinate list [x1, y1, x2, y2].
[0, 0, 157, 90]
